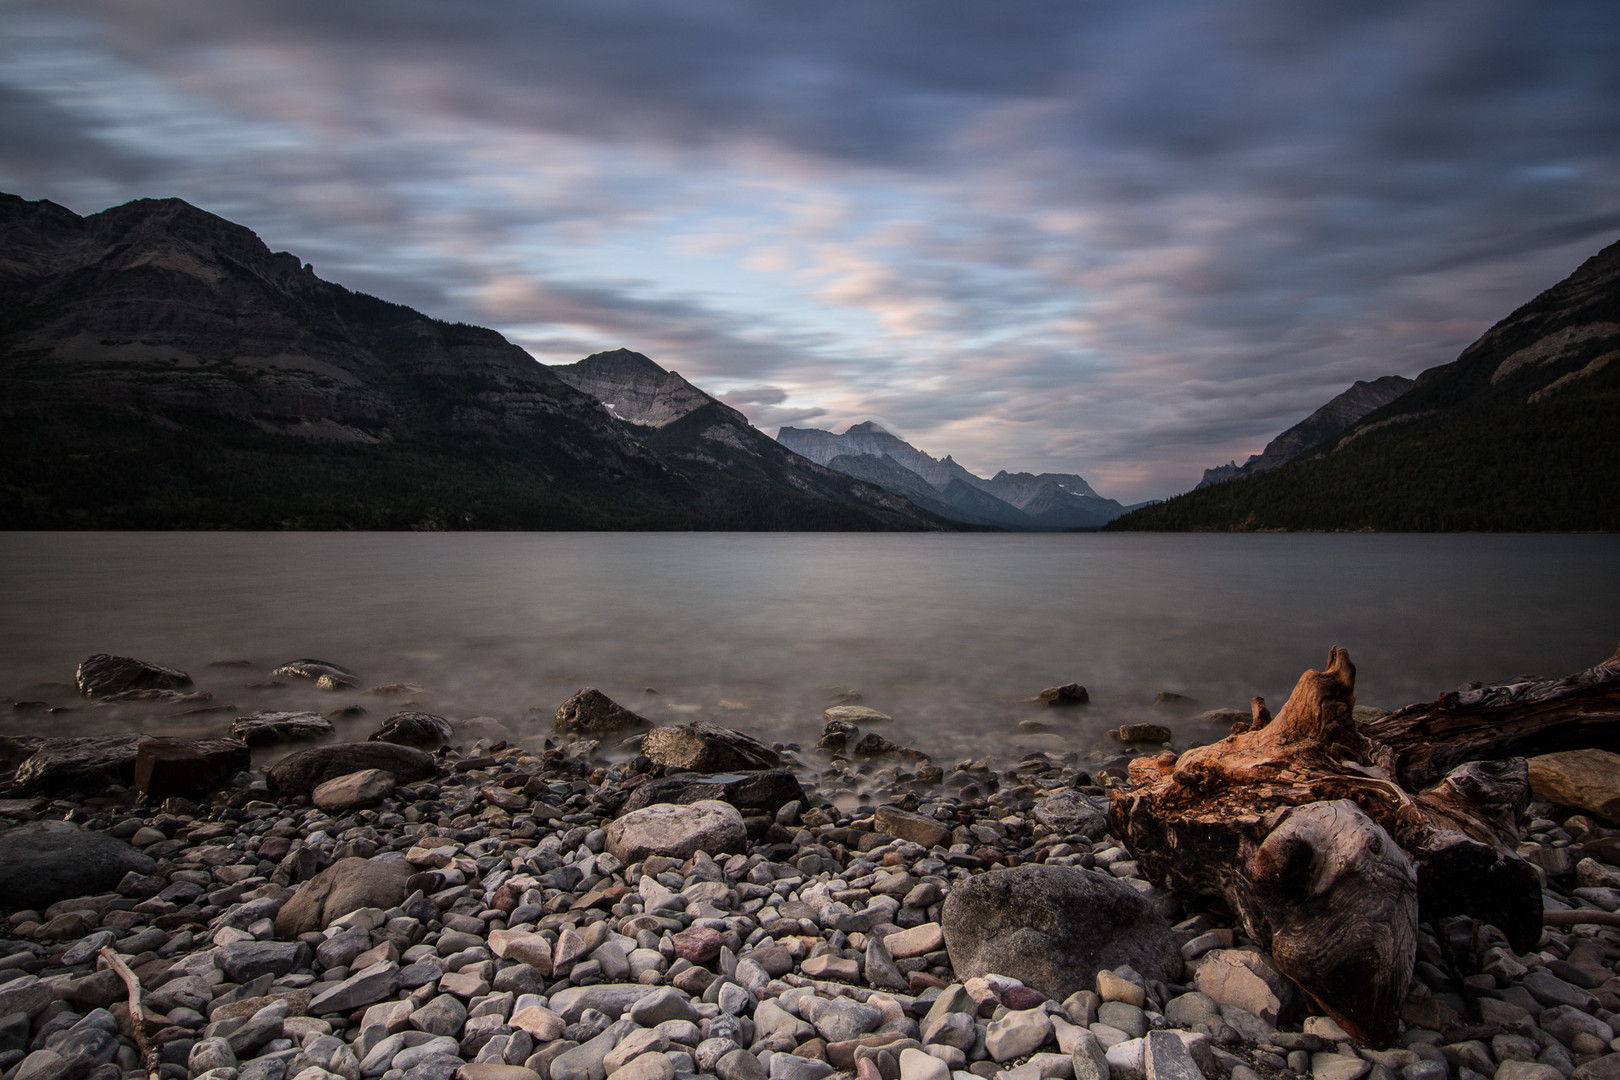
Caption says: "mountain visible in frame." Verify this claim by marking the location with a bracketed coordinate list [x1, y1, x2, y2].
[1196, 375, 1414, 488]
[551, 350, 952, 529]
[1110, 237, 1620, 532]
[777, 421, 1127, 529]
[0, 193, 945, 530]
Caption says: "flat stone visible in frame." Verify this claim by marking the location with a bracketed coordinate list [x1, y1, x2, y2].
[231, 711, 334, 747]
[457, 1067, 541, 1080]
[1097, 971, 1147, 1007]
[872, 807, 950, 849]
[606, 800, 747, 864]
[803, 996, 883, 1043]
[608, 1053, 675, 1080]
[547, 984, 660, 1023]
[1146, 1030, 1204, 1080]
[986, 1008, 1054, 1063]
[639, 722, 779, 771]
[801, 955, 860, 982]
[1311, 1053, 1371, 1080]
[307, 961, 402, 1016]
[1194, 949, 1297, 1026]
[898, 1048, 950, 1080]
[312, 769, 397, 812]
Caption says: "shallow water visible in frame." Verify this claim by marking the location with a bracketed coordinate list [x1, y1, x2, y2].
[0, 532, 1615, 766]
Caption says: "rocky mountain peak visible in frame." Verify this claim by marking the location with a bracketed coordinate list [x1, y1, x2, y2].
[551, 349, 724, 428]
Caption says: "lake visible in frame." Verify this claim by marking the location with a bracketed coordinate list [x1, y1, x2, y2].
[0, 532, 1615, 768]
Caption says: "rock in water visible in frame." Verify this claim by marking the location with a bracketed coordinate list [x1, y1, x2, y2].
[1038, 683, 1090, 707]
[640, 721, 780, 771]
[9, 734, 153, 795]
[230, 711, 335, 747]
[134, 737, 251, 801]
[274, 856, 414, 937]
[74, 653, 192, 697]
[0, 820, 158, 909]
[266, 742, 437, 796]
[942, 864, 1182, 1000]
[606, 799, 748, 863]
[554, 688, 650, 736]
[1111, 724, 1173, 744]
[271, 658, 359, 682]
[369, 711, 454, 750]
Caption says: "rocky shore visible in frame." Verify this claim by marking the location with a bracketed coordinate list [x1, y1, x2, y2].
[4, 656, 1620, 1080]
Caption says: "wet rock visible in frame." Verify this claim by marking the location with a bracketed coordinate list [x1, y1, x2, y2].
[640, 722, 779, 772]
[273, 856, 414, 936]
[231, 711, 335, 747]
[370, 713, 454, 751]
[618, 769, 805, 817]
[1109, 724, 1172, 744]
[133, 737, 252, 801]
[272, 659, 359, 682]
[1038, 684, 1090, 707]
[553, 689, 650, 737]
[75, 653, 192, 697]
[0, 819, 158, 909]
[606, 799, 747, 863]
[824, 705, 892, 725]
[267, 741, 438, 796]
[9, 734, 153, 795]
[312, 769, 397, 812]
[851, 732, 929, 764]
[942, 864, 1183, 1000]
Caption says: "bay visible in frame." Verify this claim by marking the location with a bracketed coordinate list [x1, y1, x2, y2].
[0, 531, 1614, 767]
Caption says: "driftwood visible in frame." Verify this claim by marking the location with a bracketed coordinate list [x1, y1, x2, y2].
[1110, 645, 1620, 1048]
[100, 946, 161, 1080]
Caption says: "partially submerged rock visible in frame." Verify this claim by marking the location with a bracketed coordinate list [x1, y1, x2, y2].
[1111, 723, 1172, 744]
[271, 658, 359, 682]
[9, 733, 153, 795]
[640, 721, 779, 771]
[74, 653, 192, 697]
[554, 688, 651, 736]
[369, 711, 454, 751]
[1038, 683, 1090, 707]
[231, 710, 335, 746]
[133, 737, 251, 801]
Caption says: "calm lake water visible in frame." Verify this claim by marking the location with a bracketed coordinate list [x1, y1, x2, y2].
[0, 532, 1615, 767]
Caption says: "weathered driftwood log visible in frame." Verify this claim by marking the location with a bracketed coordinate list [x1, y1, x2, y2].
[1110, 647, 1566, 1047]
[1362, 644, 1620, 788]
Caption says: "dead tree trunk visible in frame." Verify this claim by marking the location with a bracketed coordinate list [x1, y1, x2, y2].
[1110, 645, 1620, 1048]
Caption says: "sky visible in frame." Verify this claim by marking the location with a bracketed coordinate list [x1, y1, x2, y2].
[3, 1, 1619, 503]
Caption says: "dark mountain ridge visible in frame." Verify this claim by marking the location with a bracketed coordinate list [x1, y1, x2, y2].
[1110, 237, 1620, 532]
[0, 193, 946, 530]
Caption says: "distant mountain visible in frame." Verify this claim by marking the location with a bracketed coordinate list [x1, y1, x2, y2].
[1111, 237, 1620, 532]
[777, 420, 1127, 529]
[551, 350, 952, 529]
[1196, 375, 1414, 488]
[0, 193, 945, 530]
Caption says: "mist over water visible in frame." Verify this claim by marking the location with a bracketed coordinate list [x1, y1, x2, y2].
[0, 532, 1614, 767]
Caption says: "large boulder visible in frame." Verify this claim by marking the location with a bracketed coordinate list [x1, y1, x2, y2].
[369, 712, 454, 751]
[606, 799, 748, 864]
[0, 820, 158, 909]
[75, 654, 191, 697]
[618, 769, 805, 816]
[1529, 750, 1620, 823]
[274, 856, 414, 937]
[134, 738, 251, 801]
[231, 711, 335, 747]
[639, 722, 779, 772]
[942, 864, 1182, 1000]
[267, 742, 437, 796]
[9, 734, 153, 795]
[554, 688, 650, 736]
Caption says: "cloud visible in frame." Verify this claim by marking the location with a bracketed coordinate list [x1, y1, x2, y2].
[5, 0, 1620, 502]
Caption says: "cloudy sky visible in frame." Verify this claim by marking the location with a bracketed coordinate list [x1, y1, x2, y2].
[4, 1, 1618, 502]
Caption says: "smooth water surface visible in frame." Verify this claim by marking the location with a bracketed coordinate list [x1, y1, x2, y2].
[0, 532, 1615, 765]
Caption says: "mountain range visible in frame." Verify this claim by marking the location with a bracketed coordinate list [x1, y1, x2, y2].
[0, 193, 947, 531]
[1110, 236, 1620, 531]
[776, 422, 1127, 530]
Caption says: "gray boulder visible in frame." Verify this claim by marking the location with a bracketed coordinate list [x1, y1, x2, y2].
[74, 653, 191, 697]
[273, 856, 413, 937]
[553, 688, 650, 736]
[9, 734, 154, 796]
[0, 820, 157, 909]
[942, 864, 1182, 1000]
[266, 741, 437, 796]
[368, 712, 454, 751]
[639, 722, 779, 771]
[618, 768, 805, 816]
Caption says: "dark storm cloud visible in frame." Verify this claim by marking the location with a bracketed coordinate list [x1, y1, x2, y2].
[6, 0, 1619, 500]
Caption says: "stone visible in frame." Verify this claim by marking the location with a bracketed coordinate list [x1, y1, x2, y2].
[1311, 1053, 1371, 1080]
[307, 961, 402, 1015]
[1032, 792, 1110, 841]
[671, 926, 724, 964]
[609, 1054, 674, 1080]
[872, 807, 950, 849]
[1107, 1038, 1147, 1080]
[1071, 1029, 1110, 1080]
[1494, 1064, 1566, 1080]
[1038, 683, 1090, 707]
[1146, 1030, 1204, 1080]
[75, 653, 191, 696]
[1523, 970, 1598, 1012]
[1528, 751, 1620, 823]
[1096, 971, 1147, 1007]
[715, 1048, 769, 1080]
[273, 856, 414, 937]
[312, 769, 397, 812]
[606, 799, 747, 863]
[219, 942, 311, 983]
[9, 734, 152, 795]
[0, 820, 157, 909]
[1537, 1006, 1615, 1050]
[553, 688, 650, 736]
[986, 1009, 1054, 1062]
[626, 987, 697, 1027]
[488, 931, 553, 975]
[898, 1048, 950, 1080]
[1111, 724, 1172, 744]
[941, 864, 1182, 1001]
[458, 1068, 541, 1080]
[885, 923, 945, 959]
[509, 1006, 566, 1041]
[617, 770, 806, 817]
[804, 997, 883, 1043]
[801, 955, 860, 981]
[1098, 1002, 1147, 1040]
[267, 742, 437, 796]
[851, 732, 929, 763]
[411, 995, 469, 1037]
[769, 1056, 832, 1080]
[272, 659, 358, 682]
[133, 737, 252, 800]
[1193, 949, 1298, 1026]
[370, 713, 454, 751]
[231, 712, 335, 747]
[639, 722, 779, 771]
[547, 984, 660, 1023]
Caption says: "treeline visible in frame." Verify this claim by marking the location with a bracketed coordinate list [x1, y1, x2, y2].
[1107, 375, 1620, 532]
